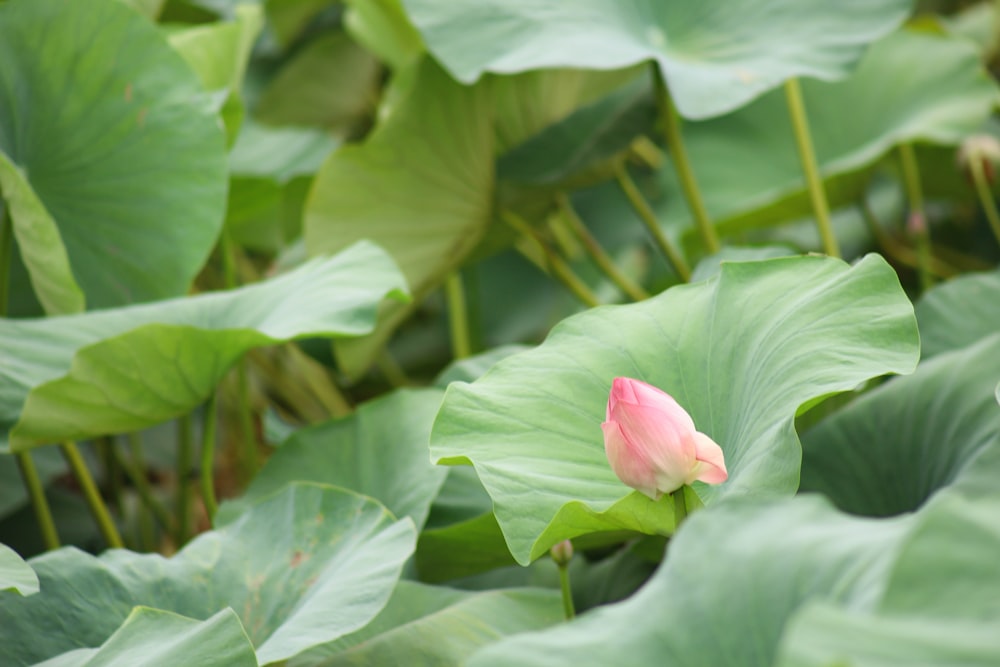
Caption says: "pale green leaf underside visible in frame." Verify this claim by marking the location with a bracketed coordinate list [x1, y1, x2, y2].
[915, 269, 1000, 359]
[0, 241, 408, 450]
[0, 543, 37, 596]
[431, 254, 919, 564]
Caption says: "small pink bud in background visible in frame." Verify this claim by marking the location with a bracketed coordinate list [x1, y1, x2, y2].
[601, 377, 728, 500]
[550, 539, 574, 566]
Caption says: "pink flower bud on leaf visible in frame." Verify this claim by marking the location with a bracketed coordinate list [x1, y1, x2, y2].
[601, 377, 728, 500]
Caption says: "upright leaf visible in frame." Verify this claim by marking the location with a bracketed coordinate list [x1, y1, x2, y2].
[0, 543, 37, 596]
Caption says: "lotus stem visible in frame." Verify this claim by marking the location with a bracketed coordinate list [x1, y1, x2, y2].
[858, 200, 956, 279]
[199, 391, 219, 523]
[550, 540, 576, 620]
[557, 194, 649, 301]
[235, 361, 259, 480]
[61, 441, 123, 549]
[445, 271, 472, 359]
[652, 67, 720, 253]
[614, 163, 691, 281]
[16, 452, 60, 550]
[898, 143, 933, 291]
[784, 78, 839, 258]
[116, 432, 174, 535]
[967, 150, 1000, 249]
[376, 350, 413, 388]
[0, 203, 11, 314]
[176, 413, 193, 545]
[672, 488, 688, 530]
[502, 210, 602, 308]
[285, 344, 352, 418]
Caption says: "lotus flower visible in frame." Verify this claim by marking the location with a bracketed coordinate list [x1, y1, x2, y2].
[601, 377, 728, 499]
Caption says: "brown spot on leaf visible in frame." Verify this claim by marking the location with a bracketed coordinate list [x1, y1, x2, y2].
[290, 550, 305, 567]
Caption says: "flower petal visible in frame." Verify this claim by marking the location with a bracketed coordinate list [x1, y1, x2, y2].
[628, 380, 696, 432]
[688, 431, 729, 485]
[602, 421, 660, 499]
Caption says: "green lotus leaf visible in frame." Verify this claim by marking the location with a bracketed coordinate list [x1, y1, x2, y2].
[35, 607, 257, 667]
[430, 254, 919, 564]
[344, 0, 424, 70]
[915, 269, 1000, 358]
[0, 0, 228, 311]
[0, 543, 37, 597]
[216, 388, 448, 530]
[402, 0, 911, 119]
[0, 241, 408, 451]
[0, 483, 416, 666]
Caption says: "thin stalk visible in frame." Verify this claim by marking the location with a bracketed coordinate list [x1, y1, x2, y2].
[98, 436, 123, 515]
[652, 67, 720, 253]
[859, 201, 957, 279]
[61, 441, 123, 549]
[376, 350, 412, 388]
[16, 452, 60, 550]
[502, 210, 601, 308]
[235, 362, 258, 479]
[1, 206, 60, 550]
[557, 194, 649, 301]
[117, 432, 174, 534]
[784, 78, 840, 258]
[175, 413, 193, 545]
[614, 162, 691, 281]
[199, 391, 219, 523]
[967, 152, 1000, 249]
[285, 344, 352, 418]
[445, 272, 472, 359]
[557, 564, 576, 620]
[898, 143, 933, 291]
[249, 349, 327, 422]
[673, 488, 688, 530]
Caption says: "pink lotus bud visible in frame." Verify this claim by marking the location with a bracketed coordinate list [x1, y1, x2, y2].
[601, 377, 728, 500]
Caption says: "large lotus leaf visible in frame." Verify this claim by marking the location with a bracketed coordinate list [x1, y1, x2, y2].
[216, 388, 447, 530]
[36, 607, 257, 667]
[0, 483, 417, 666]
[469, 496, 913, 667]
[402, 0, 911, 120]
[915, 269, 1000, 358]
[0, 241, 408, 451]
[305, 58, 493, 378]
[0, 0, 227, 310]
[289, 581, 562, 666]
[430, 254, 919, 564]
[800, 333, 1000, 517]
[344, 0, 424, 70]
[644, 30, 998, 241]
[776, 602, 1000, 667]
[0, 542, 37, 596]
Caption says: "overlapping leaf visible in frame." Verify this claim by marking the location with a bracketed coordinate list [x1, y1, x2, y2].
[0, 483, 416, 666]
[0, 0, 227, 311]
[0, 241, 407, 450]
[431, 254, 919, 563]
[0, 543, 37, 596]
[915, 269, 1000, 358]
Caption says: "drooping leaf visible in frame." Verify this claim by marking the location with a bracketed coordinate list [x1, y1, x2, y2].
[0, 543, 37, 596]
[305, 58, 494, 378]
[289, 581, 562, 666]
[0, 0, 228, 310]
[35, 607, 257, 667]
[430, 254, 919, 564]
[0, 241, 408, 451]
[0, 483, 417, 666]
[216, 388, 447, 530]
[915, 269, 1000, 358]
[402, 0, 911, 119]
[801, 333, 1000, 517]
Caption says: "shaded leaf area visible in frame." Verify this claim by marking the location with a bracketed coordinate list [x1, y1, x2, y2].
[289, 581, 562, 666]
[574, 30, 997, 247]
[0, 542, 37, 596]
[216, 388, 447, 530]
[800, 333, 1000, 517]
[915, 269, 1000, 358]
[470, 478, 1000, 667]
[0, 241, 407, 451]
[0, 0, 227, 311]
[305, 58, 494, 378]
[430, 254, 919, 564]
[0, 483, 416, 666]
[402, 0, 910, 119]
[35, 607, 257, 667]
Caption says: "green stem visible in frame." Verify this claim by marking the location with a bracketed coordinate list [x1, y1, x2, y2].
[784, 78, 840, 258]
[557, 194, 649, 301]
[286, 344, 352, 418]
[672, 488, 688, 530]
[502, 210, 602, 308]
[557, 563, 576, 620]
[652, 66, 719, 253]
[199, 391, 219, 524]
[859, 201, 956, 279]
[16, 452, 60, 550]
[968, 151, 1000, 249]
[98, 436, 123, 515]
[0, 203, 11, 314]
[898, 143, 933, 291]
[614, 163, 691, 282]
[61, 441, 123, 549]
[445, 272, 472, 359]
[117, 432, 174, 534]
[235, 361, 259, 480]
[376, 350, 413, 388]
[176, 413, 193, 545]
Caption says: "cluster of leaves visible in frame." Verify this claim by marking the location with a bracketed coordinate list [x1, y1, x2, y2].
[1, 0, 1000, 664]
